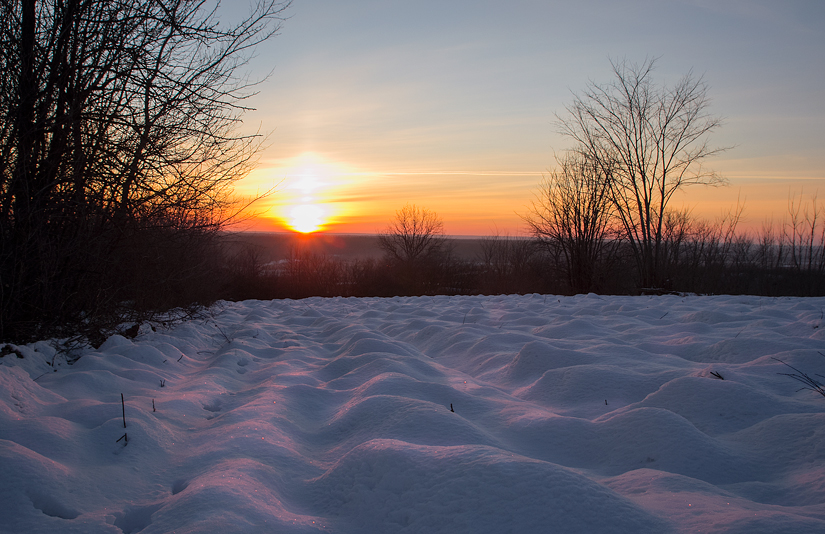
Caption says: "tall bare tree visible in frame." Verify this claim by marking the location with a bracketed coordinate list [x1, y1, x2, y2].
[524, 152, 618, 293]
[784, 192, 825, 276]
[0, 0, 290, 340]
[559, 58, 727, 288]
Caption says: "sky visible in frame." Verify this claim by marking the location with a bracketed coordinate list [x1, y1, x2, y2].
[227, 0, 825, 235]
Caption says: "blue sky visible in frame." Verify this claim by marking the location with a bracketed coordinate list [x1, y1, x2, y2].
[229, 0, 825, 234]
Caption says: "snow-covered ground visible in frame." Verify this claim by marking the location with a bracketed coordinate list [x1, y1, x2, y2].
[2, 294, 825, 533]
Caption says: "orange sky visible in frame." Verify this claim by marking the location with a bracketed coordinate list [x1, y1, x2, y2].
[233, 152, 544, 235]
[225, 0, 824, 237]
[233, 151, 825, 237]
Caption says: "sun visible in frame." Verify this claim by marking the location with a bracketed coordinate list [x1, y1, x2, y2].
[289, 204, 325, 233]
[280, 153, 343, 233]
[238, 152, 364, 233]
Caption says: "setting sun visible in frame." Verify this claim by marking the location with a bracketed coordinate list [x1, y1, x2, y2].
[289, 203, 326, 233]
[235, 152, 367, 233]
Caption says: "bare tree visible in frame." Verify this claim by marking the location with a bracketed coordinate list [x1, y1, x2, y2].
[559, 58, 727, 288]
[524, 152, 619, 294]
[0, 0, 290, 340]
[784, 192, 825, 275]
[378, 204, 446, 265]
[377, 204, 448, 294]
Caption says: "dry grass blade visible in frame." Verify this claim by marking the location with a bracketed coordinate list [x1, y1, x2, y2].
[773, 357, 825, 398]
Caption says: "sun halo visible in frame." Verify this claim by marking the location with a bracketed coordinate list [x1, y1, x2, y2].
[243, 152, 368, 234]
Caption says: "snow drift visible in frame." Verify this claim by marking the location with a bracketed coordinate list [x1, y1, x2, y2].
[2, 294, 825, 533]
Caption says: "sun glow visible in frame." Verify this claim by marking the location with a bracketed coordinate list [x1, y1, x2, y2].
[234, 151, 550, 235]
[238, 152, 367, 233]
[289, 204, 326, 233]
[285, 165, 328, 233]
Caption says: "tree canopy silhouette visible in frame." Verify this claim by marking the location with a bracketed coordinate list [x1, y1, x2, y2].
[378, 204, 446, 265]
[0, 0, 290, 340]
[558, 58, 727, 288]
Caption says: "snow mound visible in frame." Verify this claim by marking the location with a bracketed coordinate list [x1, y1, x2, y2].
[2, 294, 824, 533]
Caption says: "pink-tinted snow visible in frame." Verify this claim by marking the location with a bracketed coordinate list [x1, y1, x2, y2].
[1, 294, 824, 533]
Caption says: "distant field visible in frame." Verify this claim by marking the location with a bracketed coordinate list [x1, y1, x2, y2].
[221, 232, 498, 263]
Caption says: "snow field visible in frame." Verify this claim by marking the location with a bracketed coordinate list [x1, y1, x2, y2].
[1, 294, 825, 533]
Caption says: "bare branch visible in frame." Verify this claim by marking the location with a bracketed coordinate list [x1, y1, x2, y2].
[557, 58, 728, 287]
[378, 204, 446, 265]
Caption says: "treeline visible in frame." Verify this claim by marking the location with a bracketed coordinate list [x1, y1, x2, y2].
[0, 0, 289, 342]
[218, 201, 825, 301]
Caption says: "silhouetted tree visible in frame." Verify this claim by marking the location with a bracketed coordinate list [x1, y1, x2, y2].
[378, 204, 446, 294]
[0, 0, 290, 340]
[524, 153, 619, 293]
[558, 58, 727, 288]
[378, 204, 446, 264]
